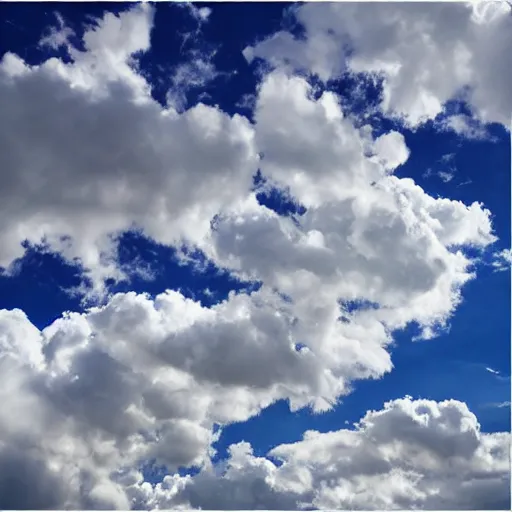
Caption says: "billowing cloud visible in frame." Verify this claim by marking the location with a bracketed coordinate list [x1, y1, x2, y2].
[246, 1, 512, 127]
[2, 288, 509, 509]
[141, 397, 511, 510]
[0, 290, 293, 508]
[204, 71, 496, 348]
[0, 4, 257, 294]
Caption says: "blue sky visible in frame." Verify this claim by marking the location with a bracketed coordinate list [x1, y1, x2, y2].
[0, 1, 510, 510]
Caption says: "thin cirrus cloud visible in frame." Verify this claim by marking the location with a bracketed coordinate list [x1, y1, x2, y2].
[0, 2, 509, 510]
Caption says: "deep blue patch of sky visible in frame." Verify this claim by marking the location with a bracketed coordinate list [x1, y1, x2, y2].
[112, 231, 260, 306]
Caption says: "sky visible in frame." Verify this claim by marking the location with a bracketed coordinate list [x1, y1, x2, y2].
[0, 0, 511, 510]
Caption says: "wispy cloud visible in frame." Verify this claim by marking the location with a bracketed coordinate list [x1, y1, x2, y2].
[438, 170, 455, 183]
[437, 114, 491, 141]
[422, 154, 457, 183]
[483, 401, 511, 409]
[491, 249, 512, 272]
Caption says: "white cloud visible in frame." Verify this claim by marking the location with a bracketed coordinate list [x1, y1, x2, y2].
[1, 289, 508, 508]
[204, 71, 496, 347]
[0, 5, 498, 309]
[249, 71, 405, 208]
[438, 170, 454, 183]
[246, 2, 512, 128]
[437, 114, 491, 140]
[166, 3, 222, 113]
[492, 248, 512, 272]
[166, 51, 219, 112]
[0, 4, 508, 509]
[0, 290, 301, 507]
[0, 5, 258, 296]
[144, 397, 511, 510]
[372, 130, 410, 172]
[0, 288, 382, 506]
[486, 401, 511, 409]
[39, 12, 76, 51]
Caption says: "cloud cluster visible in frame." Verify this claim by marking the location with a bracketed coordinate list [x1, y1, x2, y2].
[492, 249, 512, 272]
[0, 3, 509, 510]
[0, 4, 257, 294]
[0, 290, 300, 508]
[246, 1, 512, 127]
[1, 300, 509, 510]
[205, 70, 495, 348]
[141, 397, 511, 510]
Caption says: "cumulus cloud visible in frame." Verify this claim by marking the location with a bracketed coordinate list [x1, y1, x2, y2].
[142, 397, 511, 510]
[0, 290, 291, 508]
[0, 3, 498, 307]
[0, 3, 508, 510]
[204, 71, 496, 346]
[0, 288, 356, 507]
[246, 1, 512, 127]
[1, 289, 509, 509]
[437, 114, 491, 140]
[0, 4, 257, 295]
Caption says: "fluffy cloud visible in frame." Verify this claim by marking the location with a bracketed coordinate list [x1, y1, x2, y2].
[0, 3, 499, 306]
[143, 397, 511, 510]
[2, 289, 508, 509]
[0, 283, 364, 507]
[0, 3, 508, 510]
[0, 292, 275, 508]
[204, 71, 496, 348]
[0, 5, 257, 294]
[245, 1, 512, 127]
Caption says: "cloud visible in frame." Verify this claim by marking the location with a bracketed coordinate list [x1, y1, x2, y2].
[0, 290, 349, 506]
[166, 51, 220, 112]
[2, 288, 508, 509]
[438, 170, 455, 183]
[437, 114, 492, 140]
[485, 401, 511, 409]
[39, 12, 76, 51]
[492, 249, 512, 272]
[0, 290, 303, 508]
[0, 5, 258, 296]
[0, 4, 498, 307]
[145, 397, 511, 510]
[245, 2, 512, 128]
[0, 4, 508, 509]
[203, 71, 496, 347]
[425, 153, 457, 183]
[166, 3, 223, 112]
